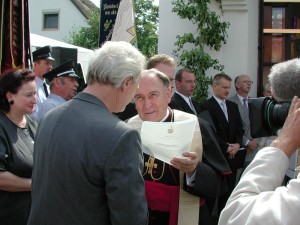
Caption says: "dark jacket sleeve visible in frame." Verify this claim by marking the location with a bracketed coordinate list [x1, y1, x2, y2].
[0, 130, 9, 171]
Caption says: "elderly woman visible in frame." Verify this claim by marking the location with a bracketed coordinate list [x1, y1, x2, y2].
[0, 69, 37, 225]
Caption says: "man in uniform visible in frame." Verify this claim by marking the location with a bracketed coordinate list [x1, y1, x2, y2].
[31, 45, 55, 118]
[36, 60, 79, 121]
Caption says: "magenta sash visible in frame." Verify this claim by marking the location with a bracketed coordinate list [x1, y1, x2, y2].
[145, 180, 180, 225]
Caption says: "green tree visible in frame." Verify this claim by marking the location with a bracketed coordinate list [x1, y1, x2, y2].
[172, 0, 229, 103]
[66, 0, 158, 58]
[66, 9, 100, 49]
[135, 0, 159, 58]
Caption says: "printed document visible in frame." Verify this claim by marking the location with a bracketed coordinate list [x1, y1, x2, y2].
[140, 118, 197, 164]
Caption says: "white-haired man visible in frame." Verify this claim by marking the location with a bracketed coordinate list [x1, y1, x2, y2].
[28, 41, 148, 225]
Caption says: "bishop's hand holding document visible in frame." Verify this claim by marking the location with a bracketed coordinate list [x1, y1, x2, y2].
[140, 118, 197, 164]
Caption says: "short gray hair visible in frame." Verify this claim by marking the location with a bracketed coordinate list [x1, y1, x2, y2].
[268, 58, 300, 101]
[140, 69, 170, 88]
[86, 41, 145, 88]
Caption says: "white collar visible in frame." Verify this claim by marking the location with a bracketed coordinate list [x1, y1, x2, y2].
[176, 91, 191, 105]
[213, 95, 226, 105]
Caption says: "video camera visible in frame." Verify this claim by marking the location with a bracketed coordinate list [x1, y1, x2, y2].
[250, 96, 290, 138]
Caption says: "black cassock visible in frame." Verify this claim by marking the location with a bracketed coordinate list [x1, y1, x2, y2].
[142, 109, 231, 225]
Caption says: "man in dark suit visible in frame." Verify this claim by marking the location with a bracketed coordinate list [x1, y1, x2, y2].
[170, 68, 200, 115]
[199, 73, 245, 216]
[28, 41, 148, 225]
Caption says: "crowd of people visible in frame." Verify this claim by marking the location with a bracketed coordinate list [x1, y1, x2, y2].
[0, 41, 299, 225]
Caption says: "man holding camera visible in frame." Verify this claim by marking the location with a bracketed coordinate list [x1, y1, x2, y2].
[219, 58, 300, 225]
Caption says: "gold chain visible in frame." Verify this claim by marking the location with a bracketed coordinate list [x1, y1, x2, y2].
[142, 109, 172, 181]
[143, 156, 165, 181]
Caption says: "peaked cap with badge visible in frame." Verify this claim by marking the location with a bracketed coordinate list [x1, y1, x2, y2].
[32, 45, 55, 62]
[43, 60, 79, 84]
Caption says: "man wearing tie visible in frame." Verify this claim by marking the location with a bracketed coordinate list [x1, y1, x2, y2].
[170, 69, 232, 222]
[31, 46, 55, 118]
[199, 73, 245, 216]
[169, 68, 199, 115]
[228, 75, 258, 168]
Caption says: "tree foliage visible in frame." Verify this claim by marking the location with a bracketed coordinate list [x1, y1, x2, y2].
[65, 9, 100, 49]
[66, 0, 158, 58]
[172, 0, 229, 103]
[135, 0, 159, 58]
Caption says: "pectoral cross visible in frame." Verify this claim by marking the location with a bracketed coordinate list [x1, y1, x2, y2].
[144, 157, 157, 175]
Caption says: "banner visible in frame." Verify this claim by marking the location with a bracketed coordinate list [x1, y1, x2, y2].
[99, 0, 136, 47]
[0, 0, 32, 74]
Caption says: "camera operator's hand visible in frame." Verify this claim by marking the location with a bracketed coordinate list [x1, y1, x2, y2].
[271, 96, 300, 158]
[247, 140, 258, 153]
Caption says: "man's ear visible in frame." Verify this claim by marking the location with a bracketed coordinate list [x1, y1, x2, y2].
[121, 76, 133, 91]
[175, 80, 180, 88]
[53, 77, 60, 86]
[167, 87, 172, 104]
[6, 91, 13, 102]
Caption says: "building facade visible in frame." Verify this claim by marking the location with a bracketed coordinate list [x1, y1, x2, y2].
[159, 0, 300, 97]
[29, 0, 97, 42]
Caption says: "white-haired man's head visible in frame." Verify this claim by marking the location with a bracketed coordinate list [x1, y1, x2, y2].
[86, 41, 145, 89]
[268, 58, 300, 101]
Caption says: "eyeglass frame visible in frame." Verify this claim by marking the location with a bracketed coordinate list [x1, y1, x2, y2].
[237, 80, 253, 84]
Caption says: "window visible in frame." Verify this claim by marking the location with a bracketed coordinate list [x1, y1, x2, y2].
[43, 13, 59, 29]
[259, 0, 300, 95]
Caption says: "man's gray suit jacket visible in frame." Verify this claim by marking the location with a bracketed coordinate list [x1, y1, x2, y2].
[228, 94, 252, 146]
[28, 92, 148, 225]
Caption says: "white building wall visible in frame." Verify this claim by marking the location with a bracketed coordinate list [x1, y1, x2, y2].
[29, 0, 88, 42]
[159, 0, 259, 97]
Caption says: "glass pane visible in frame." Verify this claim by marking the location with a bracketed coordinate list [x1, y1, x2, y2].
[290, 4, 300, 58]
[291, 35, 300, 58]
[271, 35, 285, 62]
[263, 66, 271, 87]
[44, 14, 58, 29]
[272, 8, 285, 29]
[263, 34, 285, 63]
[264, 6, 272, 29]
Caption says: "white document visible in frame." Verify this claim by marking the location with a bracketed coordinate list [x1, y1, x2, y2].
[140, 118, 197, 164]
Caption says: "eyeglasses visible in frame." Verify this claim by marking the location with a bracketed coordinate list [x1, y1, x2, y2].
[238, 80, 253, 84]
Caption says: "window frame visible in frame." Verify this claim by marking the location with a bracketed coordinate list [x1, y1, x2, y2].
[42, 10, 60, 30]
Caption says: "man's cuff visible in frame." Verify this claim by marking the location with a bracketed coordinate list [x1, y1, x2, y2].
[245, 140, 249, 146]
[186, 170, 196, 187]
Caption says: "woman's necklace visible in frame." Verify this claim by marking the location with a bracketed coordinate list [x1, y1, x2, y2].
[5, 112, 26, 128]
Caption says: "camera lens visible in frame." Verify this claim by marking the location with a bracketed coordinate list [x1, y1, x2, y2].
[250, 97, 289, 138]
[264, 100, 290, 132]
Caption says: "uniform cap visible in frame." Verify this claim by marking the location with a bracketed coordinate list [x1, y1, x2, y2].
[32, 45, 55, 61]
[43, 60, 79, 84]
